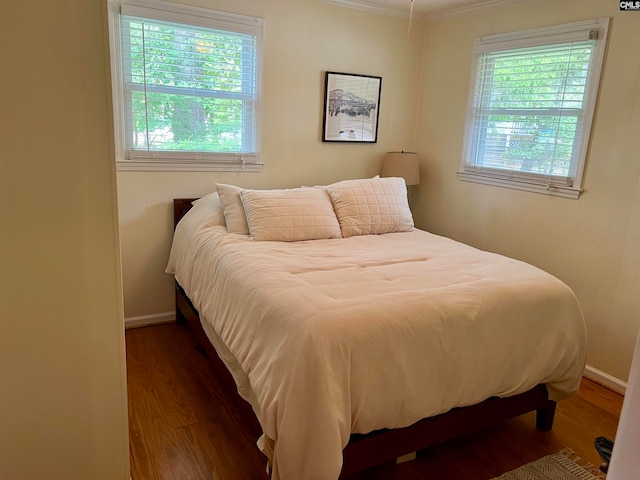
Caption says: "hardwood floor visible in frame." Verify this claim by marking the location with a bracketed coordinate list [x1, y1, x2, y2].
[126, 323, 623, 480]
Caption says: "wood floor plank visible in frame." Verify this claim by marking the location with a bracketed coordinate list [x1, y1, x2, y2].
[126, 323, 623, 480]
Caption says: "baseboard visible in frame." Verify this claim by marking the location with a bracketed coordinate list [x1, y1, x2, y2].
[584, 365, 627, 395]
[124, 311, 176, 329]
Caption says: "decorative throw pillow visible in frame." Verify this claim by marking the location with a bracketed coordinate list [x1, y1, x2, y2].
[240, 187, 341, 242]
[216, 183, 250, 235]
[326, 177, 414, 238]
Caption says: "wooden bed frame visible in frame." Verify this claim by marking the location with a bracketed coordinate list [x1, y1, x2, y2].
[172, 197, 558, 477]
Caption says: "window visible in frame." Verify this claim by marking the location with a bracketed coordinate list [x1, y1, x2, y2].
[459, 18, 609, 199]
[108, 0, 263, 171]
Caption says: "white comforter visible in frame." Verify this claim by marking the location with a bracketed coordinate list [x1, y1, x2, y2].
[173, 225, 586, 480]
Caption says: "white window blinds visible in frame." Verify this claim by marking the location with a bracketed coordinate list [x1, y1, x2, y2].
[109, 1, 263, 171]
[459, 19, 608, 198]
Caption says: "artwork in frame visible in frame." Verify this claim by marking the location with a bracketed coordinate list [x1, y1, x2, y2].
[322, 71, 382, 143]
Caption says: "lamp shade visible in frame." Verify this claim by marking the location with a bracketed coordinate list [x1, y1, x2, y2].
[381, 151, 420, 186]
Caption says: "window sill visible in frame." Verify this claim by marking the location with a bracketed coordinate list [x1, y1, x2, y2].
[116, 161, 263, 172]
[457, 171, 583, 199]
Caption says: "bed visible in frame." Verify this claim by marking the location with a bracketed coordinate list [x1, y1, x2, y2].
[167, 177, 586, 480]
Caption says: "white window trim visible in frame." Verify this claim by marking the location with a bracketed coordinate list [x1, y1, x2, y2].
[458, 18, 609, 199]
[107, 0, 264, 172]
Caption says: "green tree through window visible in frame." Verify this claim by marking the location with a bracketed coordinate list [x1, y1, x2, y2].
[108, 1, 263, 171]
[459, 19, 608, 198]
[123, 17, 255, 153]
[478, 44, 592, 177]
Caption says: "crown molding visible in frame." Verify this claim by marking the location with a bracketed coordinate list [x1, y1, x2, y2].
[317, 0, 535, 22]
[426, 0, 535, 22]
[316, 0, 428, 22]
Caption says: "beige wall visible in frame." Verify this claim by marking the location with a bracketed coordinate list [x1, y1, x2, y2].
[414, 0, 640, 382]
[0, 1, 130, 479]
[117, 0, 425, 319]
[117, 0, 640, 384]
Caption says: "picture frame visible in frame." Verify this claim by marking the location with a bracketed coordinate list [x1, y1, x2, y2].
[322, 71, 382, 143]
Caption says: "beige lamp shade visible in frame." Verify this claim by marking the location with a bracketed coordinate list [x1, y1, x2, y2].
[381, 151, 420, 186]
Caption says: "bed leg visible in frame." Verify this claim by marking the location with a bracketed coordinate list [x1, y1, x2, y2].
[175, 284, 187, 324]
[535, 401, 557, 431]
[176, 307, 186, 324]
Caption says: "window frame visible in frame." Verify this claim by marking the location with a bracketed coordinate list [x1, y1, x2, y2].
[107, 0, 264, 172]
[458, 18, 609, 199]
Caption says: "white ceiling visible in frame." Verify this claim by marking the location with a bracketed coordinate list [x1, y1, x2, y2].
[319, 0, 530, 19]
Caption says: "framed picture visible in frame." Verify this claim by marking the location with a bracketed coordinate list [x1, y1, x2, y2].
[322, 71, 382, 143]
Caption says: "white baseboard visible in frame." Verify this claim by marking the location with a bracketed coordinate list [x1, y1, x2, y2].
[584, 364, 627, 395]
[124, 311, 176, 329]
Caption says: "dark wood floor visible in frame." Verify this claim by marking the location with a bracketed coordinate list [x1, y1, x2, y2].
[126, 323, 623, 480]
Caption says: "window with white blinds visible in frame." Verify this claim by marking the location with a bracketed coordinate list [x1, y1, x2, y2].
[108, 0, 263, 171]
[459, 19, 609, 199]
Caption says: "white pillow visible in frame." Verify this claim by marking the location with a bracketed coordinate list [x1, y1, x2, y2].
[326, 177, 414, 238]
[216, 183, 249, 235]
[166, 192, 225, 274]
[240, 187, 341, 242]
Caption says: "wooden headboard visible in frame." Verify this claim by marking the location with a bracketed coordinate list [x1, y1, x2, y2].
[173, 198, 199, 229]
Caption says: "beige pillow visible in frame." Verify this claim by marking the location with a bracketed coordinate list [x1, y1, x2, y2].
[216, 183, 249, 234]
[326, 177, 414, 238]
[240, 187, 341, 242]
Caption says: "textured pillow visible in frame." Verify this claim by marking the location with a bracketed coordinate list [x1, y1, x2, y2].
[216, 183, 249, 234]
[326, 177, 414, 238]
[240, 187, 341, 242]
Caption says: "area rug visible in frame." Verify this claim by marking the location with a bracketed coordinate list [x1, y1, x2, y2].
[491, 449, 606, 480]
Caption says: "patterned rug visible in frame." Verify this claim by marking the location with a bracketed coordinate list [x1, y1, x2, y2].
[491, 449, 606, 480]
